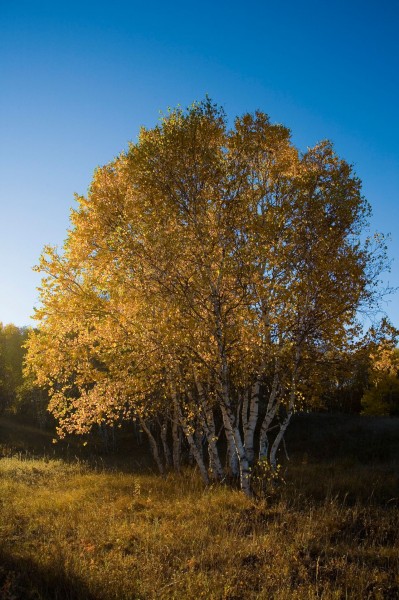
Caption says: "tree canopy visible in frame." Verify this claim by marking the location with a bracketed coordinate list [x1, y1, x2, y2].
[26, 99, 388, 495]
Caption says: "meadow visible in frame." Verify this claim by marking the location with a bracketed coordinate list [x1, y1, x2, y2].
[0, 413, 398, 600]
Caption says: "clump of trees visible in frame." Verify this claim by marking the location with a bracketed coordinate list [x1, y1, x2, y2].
[0, 323, 49, 426]
[361, 327, 399, 416]
[0, 323, 28, 414]
[25, 99, 388, 495]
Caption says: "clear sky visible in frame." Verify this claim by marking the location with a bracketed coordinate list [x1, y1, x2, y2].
[1, 0, 398, 327]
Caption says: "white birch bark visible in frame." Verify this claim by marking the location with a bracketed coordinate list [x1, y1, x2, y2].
[226, 435, 239, 477]
[204, 406, 224, 481]
[220, 401, 252, 497]
[139, 417, 165, 476]
[160, 417, 171, 468]
[244, 379, 261, 465]
[195, 428, 205, 463]
[269, 408, 293, 470]
[209, 280, 251, 493]
[217, 346, 251, 493]
[193, 377, 224, 482]
[258, 371, 280, 461]
[174, 394, 210, 485]
[241, 390, 249, 432]
[218, 380, 239, 477]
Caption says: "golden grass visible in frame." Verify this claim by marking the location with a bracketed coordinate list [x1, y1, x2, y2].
[1, 452, 398, 600]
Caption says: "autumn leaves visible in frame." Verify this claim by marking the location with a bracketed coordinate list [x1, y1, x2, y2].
[26, 99, 384, 495]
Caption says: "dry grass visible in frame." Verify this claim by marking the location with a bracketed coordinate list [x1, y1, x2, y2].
[1, 414, 398, 599]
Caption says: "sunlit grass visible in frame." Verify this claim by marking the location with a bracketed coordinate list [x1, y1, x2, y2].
[1, 450, 398, 599]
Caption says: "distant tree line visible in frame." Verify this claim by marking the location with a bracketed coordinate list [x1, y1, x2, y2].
[2, 320, 396, 422]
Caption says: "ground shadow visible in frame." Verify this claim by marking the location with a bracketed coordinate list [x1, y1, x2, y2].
[0, 548, 100, 600]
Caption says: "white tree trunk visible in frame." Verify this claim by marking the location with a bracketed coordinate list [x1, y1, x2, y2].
[160, 417, 171, 468]
[193, 378, 224, 482]
[139, 417, 165, 476]
[219, 393, 239, 477]
[220, 402, 252, 497]
[258, 372, 280, 461]
[244, 379, 260, 465]
[269, 409, 293, 470]
[174, 395, 210, 485]
[226, 435, 239, 477]
[204, 405, 224, 481]
[199, 406, 224, 481]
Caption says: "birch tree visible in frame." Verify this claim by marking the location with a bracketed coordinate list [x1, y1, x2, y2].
[26, 98, 387, 496]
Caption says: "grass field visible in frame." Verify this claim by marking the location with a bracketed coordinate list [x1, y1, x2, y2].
[0, 414, 398, 599]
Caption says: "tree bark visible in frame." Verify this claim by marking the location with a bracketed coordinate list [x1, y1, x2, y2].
[174, 394, 209, 485]
[193, 378, 224, 482]
[220, 401, 252, 497]
[244, 379, 261, 465]
[259, 371, 280, 461]
[160, 416, 172, 468]
[172, 402, 181, 472]
[269, 408, 293, 470]
[139, 417, 165, 476]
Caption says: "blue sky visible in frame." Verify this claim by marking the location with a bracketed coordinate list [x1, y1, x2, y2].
[1, 0, 398, 327]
